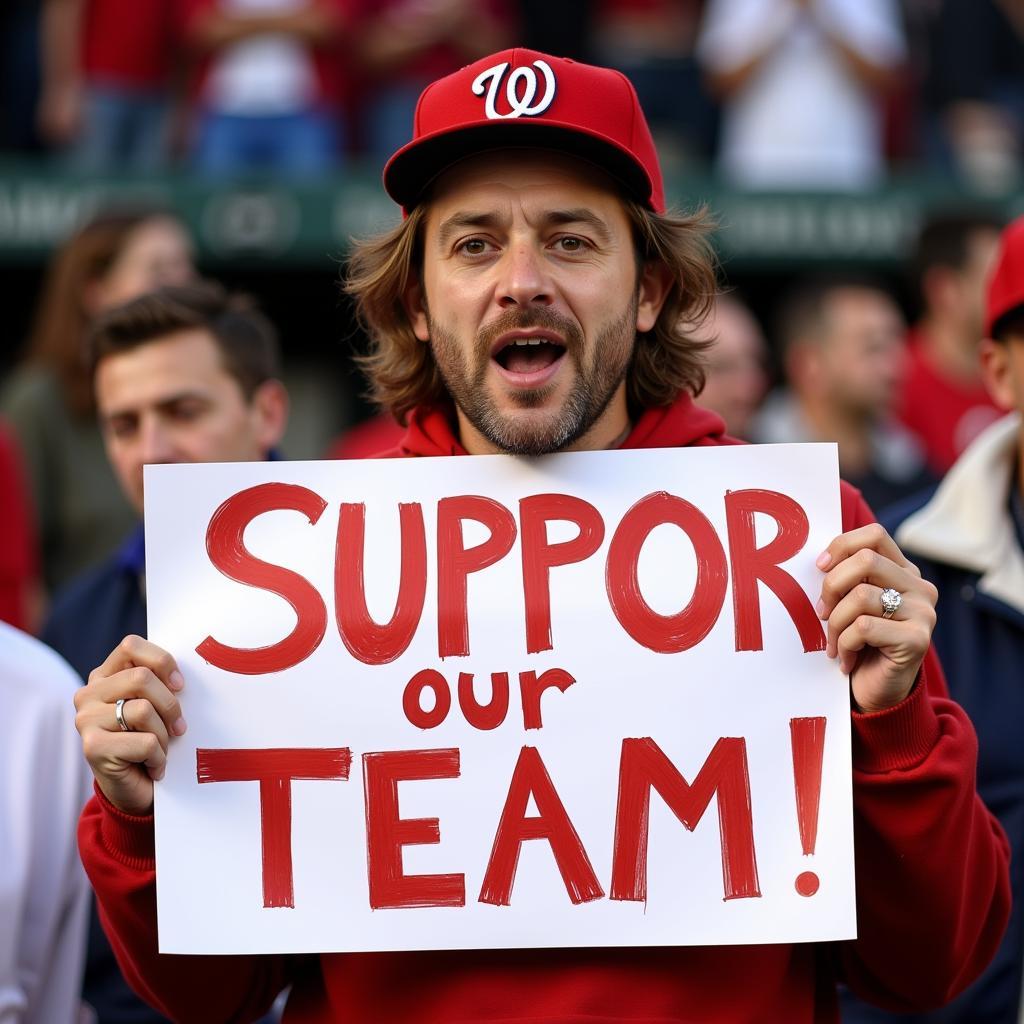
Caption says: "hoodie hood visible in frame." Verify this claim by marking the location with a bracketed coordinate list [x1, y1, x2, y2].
[387, 393, 733, 459]
[896, 413, 1024, 615]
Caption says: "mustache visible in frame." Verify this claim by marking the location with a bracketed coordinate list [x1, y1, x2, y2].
[476, 307, 584, 357]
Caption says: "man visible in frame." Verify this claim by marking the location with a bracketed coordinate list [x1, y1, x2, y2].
[45, 280, 288, 680]
[38, 0, 178, 171]
[897, 212, 1004, 475]
[692, 292, 768, 440]
[753, 277, 936, 512]
[696, 0, 905, 190]
[74, 49, 1009, 1023]
[843, 216, 1024, 1023]
[46, 280, 288, 1020]
[182, 0, 351, 177]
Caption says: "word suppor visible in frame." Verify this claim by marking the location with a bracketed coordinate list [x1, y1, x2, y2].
[195, 483, 828, 676]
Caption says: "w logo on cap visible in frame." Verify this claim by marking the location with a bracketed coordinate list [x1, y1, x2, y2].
[472, 60, 557, 119]
[384, 48, 665, 212]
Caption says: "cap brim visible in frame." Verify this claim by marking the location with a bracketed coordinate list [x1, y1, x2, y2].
[988, 303, 1024, 339]
[384, 120, 654, 212]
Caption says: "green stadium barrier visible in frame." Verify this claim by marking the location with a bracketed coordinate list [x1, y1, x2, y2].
[0, 160, 1020, 269]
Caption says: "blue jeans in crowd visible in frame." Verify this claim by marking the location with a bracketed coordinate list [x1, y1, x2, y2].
[192, 108, 341, 177]
[70, 83, 171, 172]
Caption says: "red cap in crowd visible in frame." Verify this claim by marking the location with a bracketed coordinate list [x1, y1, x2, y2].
[383, 48, 665, 214]
[986, 216, 1024, 338]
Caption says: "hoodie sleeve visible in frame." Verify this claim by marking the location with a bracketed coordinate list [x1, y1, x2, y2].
[834, 482, 1011, 1010]
[78, 789, 292, 1024]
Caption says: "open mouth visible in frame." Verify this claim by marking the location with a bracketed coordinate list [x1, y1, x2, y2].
[492, 335, 567, 383]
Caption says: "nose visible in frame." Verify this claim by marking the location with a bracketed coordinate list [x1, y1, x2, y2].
[497, 240, 553, 310]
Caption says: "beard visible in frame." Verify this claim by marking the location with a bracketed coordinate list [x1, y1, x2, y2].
[428, 302, 638, 456]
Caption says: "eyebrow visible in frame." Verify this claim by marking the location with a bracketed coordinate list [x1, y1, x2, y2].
[436, 211, 501, 251]
[436, 207, 614, 250]
[546, 208, 613, 245]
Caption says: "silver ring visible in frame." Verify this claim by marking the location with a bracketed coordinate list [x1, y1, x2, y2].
[880, 588, 902, 619]
[114, 697, 132, 732]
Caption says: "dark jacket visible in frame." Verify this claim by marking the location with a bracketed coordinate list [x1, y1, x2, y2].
[842, 413, 1024, 1024]
[44, 525, 147, 683]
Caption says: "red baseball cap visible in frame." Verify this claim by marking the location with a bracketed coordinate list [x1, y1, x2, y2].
[383, 48, 665, 214]
[986, 215, 1024, 338]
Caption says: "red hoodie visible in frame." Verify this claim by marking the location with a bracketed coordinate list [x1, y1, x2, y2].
[78, 394, 1010, 1023]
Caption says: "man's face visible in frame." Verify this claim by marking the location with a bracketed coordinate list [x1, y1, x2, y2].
[957, 228, 1001, 342]
[95, 328, 285, 514]
[407, 151, 667, 455]
[982, 331, 1024, 415]
[695, 298, 768, 439]
[818, 287, 907, 421]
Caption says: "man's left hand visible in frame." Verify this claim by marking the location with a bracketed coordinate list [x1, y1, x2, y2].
[816, 523, 938, 713]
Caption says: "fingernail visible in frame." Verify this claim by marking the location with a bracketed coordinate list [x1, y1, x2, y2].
[153, 767, 165, 781]
[826, 642, 835, 658]
[172, 717, 187, 736]
[815, 598, 826, 618]
[169, 670, 184, 691]
[816, 551, 831, 570]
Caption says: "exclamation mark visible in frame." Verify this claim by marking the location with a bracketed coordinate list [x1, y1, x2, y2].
[790, 716, 826, 897]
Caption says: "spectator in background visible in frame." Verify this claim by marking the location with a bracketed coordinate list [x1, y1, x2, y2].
[44, 280, 288, 1023]
[753, 277, 936, 512]
[1, 0, 44, 154]
[0, 620, 92, 1024]
[692, 292, 768, 439]
[354, 0, 512, 168]
[182, 0, 352, 177]
[696, 0, 904, 190]
[0, 207, 195, 593]
[841, 217, 1024, 1024]
[917, 0, 1024, 190]
[591, 0, 715, 173]
[0, 424, 41, 632]
[898, 211, 1004, 476]
[37, 0, 181, 170]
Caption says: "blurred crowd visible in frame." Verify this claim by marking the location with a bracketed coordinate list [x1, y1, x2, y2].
[0, 0, 1022, 189]
[0, 202, 1007, 633]
[2, 6, 1024, 1024]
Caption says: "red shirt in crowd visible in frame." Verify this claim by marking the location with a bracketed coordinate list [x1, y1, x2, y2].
[351, 0, 515, 86]
[897, 328, 1003, 476]
[0, 422, 39, 631]
[82, 0, 181, 89]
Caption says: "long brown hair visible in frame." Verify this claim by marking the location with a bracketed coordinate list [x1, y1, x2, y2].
[25, 207, 177, 418]
[344, 199, 718, 424]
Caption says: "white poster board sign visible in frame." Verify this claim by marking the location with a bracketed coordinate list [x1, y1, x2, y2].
[145, 443, 855, 955]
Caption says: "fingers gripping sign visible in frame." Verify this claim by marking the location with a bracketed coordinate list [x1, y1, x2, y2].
[74, 634, 188, 816]
[814, 524, 938, 713]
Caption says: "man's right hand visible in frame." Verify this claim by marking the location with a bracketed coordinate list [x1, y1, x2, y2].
[74, 635, 187, 816]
